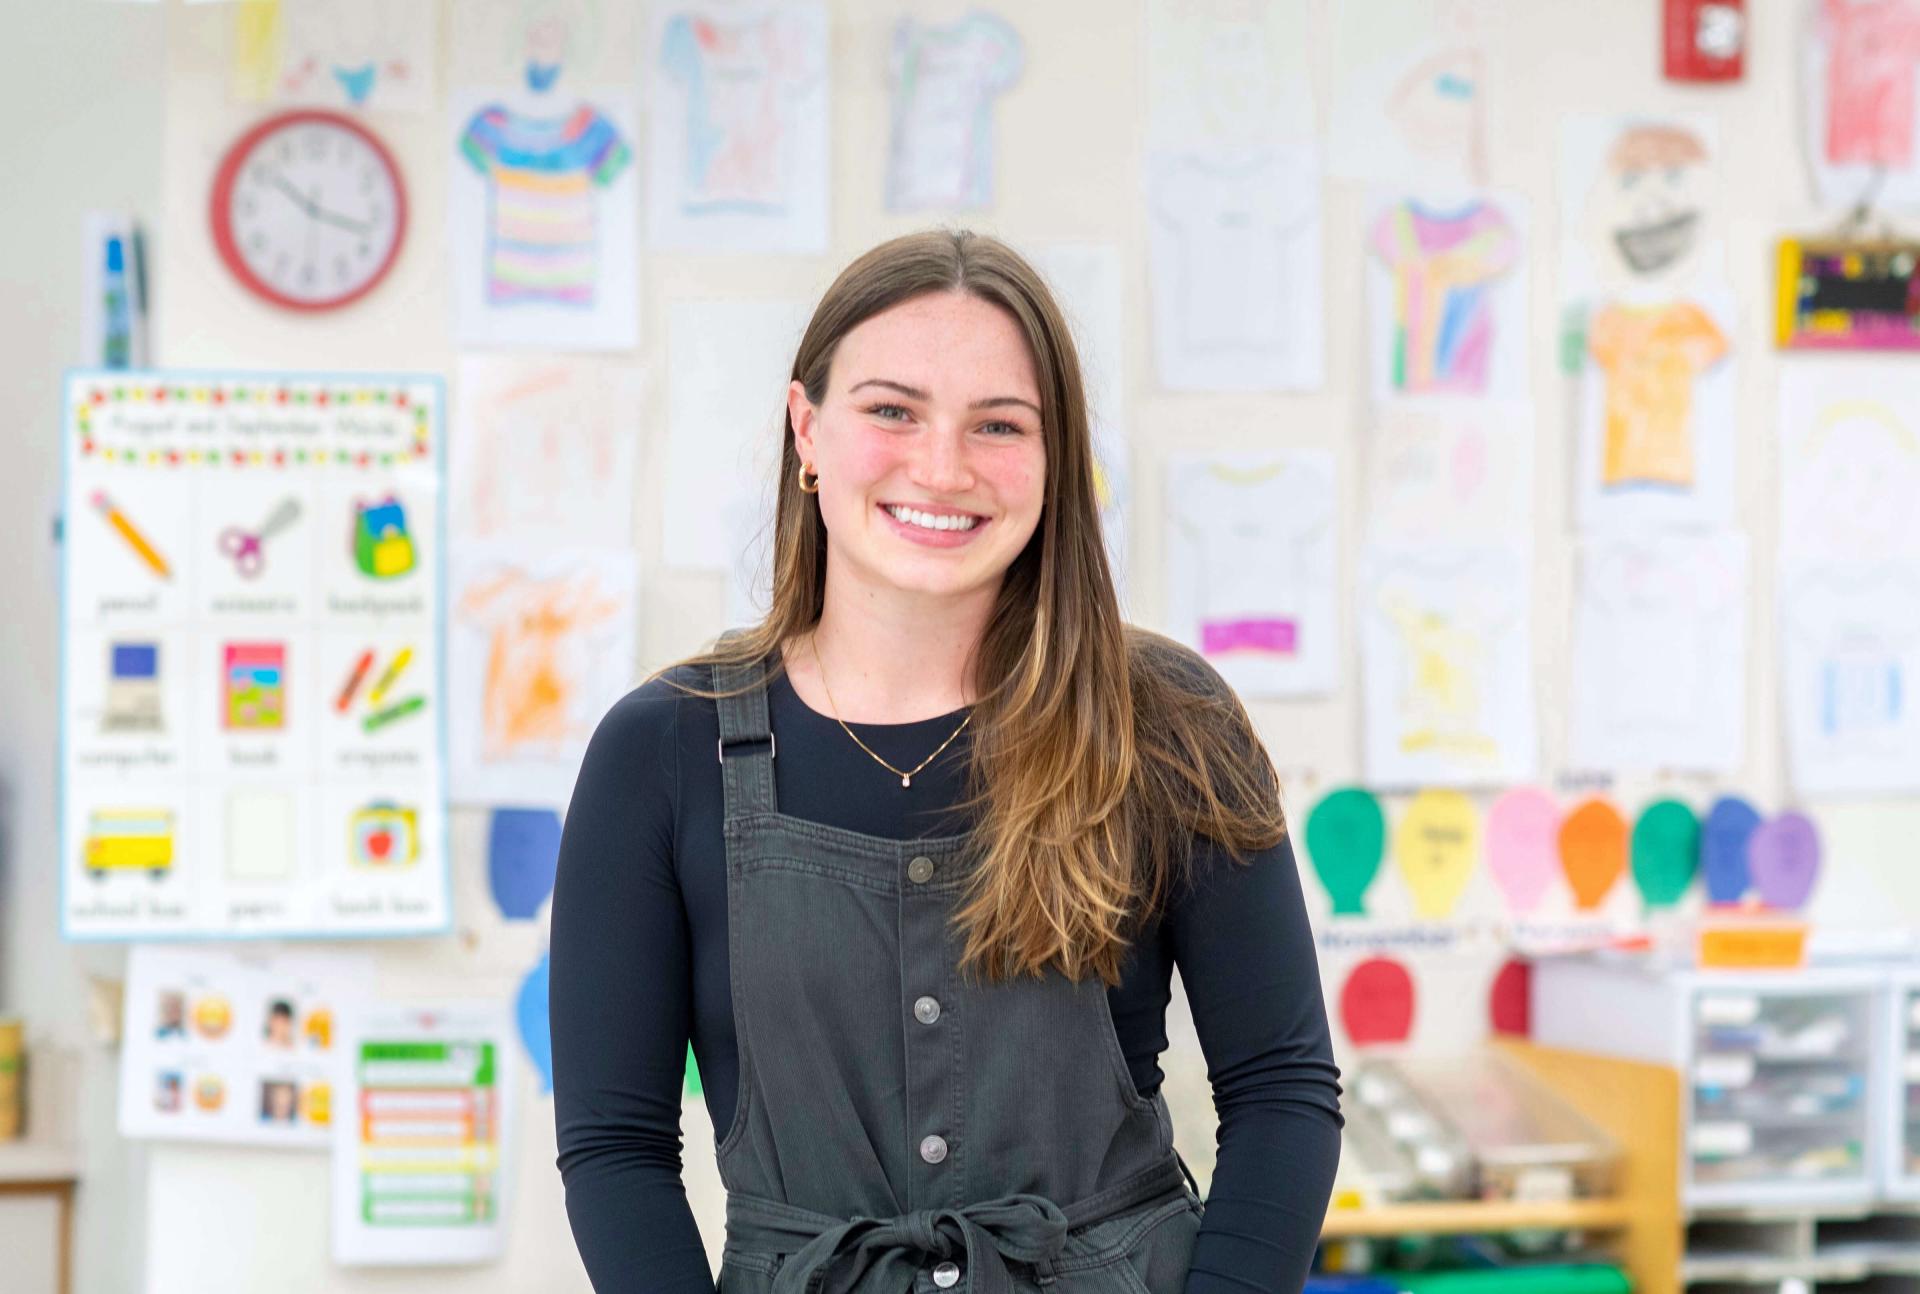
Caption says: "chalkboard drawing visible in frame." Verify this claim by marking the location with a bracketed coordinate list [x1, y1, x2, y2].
[104, 641, 162, 733]
[350, 801, 419, 870]
[1589, 301, 1728, 489]
[224, 643, 287, 731]
[1369, 198, 1518, 394]
[460, 564, 621, 763]
[351, 496, 415, 579]
[84, 808, 175, 881]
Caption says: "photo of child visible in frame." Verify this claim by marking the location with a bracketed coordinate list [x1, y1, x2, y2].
[155, 990, 186, 1040]
[263, 999, 295, 1049]
[258, 1078, 299, 1124]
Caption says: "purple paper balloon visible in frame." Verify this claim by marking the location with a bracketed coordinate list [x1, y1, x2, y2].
[1748, 811, 1821, 910]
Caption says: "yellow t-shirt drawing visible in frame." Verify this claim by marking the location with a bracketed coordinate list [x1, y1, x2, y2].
[1589, 302, 1728, 488]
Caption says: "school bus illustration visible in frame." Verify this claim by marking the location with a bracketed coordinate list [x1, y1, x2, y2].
[84, 808, 176, 880]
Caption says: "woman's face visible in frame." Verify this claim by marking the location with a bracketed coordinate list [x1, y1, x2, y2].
[790, 291, 1048, 605]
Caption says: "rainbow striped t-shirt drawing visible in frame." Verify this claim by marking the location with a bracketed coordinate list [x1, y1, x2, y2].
[460, 104, 631, 308]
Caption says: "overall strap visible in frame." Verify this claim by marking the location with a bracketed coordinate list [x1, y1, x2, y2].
[714, 630, 778, 821]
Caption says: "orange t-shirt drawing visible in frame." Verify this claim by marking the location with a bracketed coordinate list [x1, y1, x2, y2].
[1588, 302, 1728, 489]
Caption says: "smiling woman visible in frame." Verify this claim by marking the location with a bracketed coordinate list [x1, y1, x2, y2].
[550, 229, 1342, 1294]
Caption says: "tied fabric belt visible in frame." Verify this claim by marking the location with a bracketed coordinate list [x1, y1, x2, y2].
[724, 1158, 1190, 1294]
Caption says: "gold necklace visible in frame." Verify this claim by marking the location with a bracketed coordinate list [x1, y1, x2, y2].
[809, 633, 973, 788]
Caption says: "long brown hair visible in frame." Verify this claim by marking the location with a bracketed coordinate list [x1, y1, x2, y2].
[651, 229, 1288, 985]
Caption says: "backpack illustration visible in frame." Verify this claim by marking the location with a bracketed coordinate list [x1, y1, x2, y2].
[352, 496, 414, 579]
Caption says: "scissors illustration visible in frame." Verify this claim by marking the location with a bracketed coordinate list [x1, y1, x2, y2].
[218, 497, 300, 579]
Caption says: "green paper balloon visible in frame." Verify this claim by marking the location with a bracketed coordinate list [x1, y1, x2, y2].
[1631, 799, 1700, 908]
[1305, 787, 1387, 916]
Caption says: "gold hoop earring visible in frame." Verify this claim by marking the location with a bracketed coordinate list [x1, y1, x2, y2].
[798, 461, 820, 494]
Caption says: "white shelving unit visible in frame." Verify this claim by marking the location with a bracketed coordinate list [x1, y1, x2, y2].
[1533, 957, 1884, 1212]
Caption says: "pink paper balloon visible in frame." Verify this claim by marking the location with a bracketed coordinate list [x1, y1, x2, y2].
[1486, 788, 1561, 914]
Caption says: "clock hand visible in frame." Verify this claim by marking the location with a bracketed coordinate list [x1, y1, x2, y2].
[261, 169, 321, 219]
[310, 205, 375, 236]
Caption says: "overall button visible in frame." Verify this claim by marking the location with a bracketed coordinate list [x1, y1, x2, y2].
[913, 996, 941, 1025]
[907, 856, 935, 884]
[919, 1134, 948, 1164]
[932, 1261, 962, 1288]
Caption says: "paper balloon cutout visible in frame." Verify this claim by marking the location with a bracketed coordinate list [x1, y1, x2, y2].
[1341, 956, 1415, 1046]
[1489, 958, 1530, 1037]
[1701, 796, 1760, 904]
[1486, 788, 1560, 914]
[1749, 811, 1821, 910]
[517, 950, 553, 1094]
[1559, 797, 1627, 910]
[1395, 790, 1478, 919]
[1631, 799, 1700, 908]
[1305, 787, 1386, 916]
[489, 807, 563, 920]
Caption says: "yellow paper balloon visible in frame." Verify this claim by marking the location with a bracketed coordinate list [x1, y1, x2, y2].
[1396, 789, 1479, 919]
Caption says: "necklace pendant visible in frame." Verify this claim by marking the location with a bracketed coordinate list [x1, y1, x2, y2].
[901, 774, 912, 788]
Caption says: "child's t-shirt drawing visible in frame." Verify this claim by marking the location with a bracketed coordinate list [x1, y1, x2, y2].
[460, 104, 631, 307]
[1822, 0, 1920, 167]
[660, 11, 820, 213]
[887, 13, 1023, 210]
[1368, 199, 1518, 394]
[1151, 152, 1318, 354]
[1588, 301, 1728, 489]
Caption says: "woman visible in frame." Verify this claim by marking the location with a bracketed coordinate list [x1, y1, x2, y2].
[551, 230, 1341, 1294]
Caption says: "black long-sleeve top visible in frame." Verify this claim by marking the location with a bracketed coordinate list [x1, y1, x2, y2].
[550, 659, 1343, 1293]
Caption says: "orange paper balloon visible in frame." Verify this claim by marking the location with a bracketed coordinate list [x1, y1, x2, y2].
[1559, 797, 1628, 910]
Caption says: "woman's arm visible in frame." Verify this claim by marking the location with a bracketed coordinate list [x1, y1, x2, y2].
[1169, 831, 1344, 1294]
[551, 685, 716, 1292]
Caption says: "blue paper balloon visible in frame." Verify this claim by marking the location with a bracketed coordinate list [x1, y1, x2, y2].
[517, 950, 553, 1094]
[1701, 796, 1761, 904]
[489, 807, 562, 920]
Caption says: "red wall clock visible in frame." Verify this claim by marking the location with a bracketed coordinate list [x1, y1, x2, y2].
[210, 109, 407, 312]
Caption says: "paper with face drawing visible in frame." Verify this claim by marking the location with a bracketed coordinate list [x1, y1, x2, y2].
[450, 356, 642, 549]
[1803, 0, 1920, 211]
[447, 88, 639, 351]
[1165, 451, 1338, 699]
[1148, 147, 1324, 392]
[1779, 360, 1920, 564]
[1364, 399, 1533, 548]
[1360, 544, 1535, 787]
[1328, 0, 1489, 188]
[1144, 0, 1314, 152]
[446, 0, 640, 89]
[1365, 189, 1528, 403]
[1569, 533, 1749, 774]
[119, 946, 372, 1149]
[1029, 243, 1133, 609]
[448, 545, 637, 807]
[1571, 281, 1735, 531]
[1560, 114, 1724, 301]
[232, 0, 437, 112]
[662, 299, 811, 572]
[1781, 559, 1920, 796]
[647, 2, 830, 253]
[886, 12, 1024, 212]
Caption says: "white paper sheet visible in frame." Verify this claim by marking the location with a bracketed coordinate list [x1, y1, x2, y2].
[1558, 113, 1724, 301]
[1360, 544, 1536, 787]
[1144, 0, 1314, 152]
[1779, 359, 1920, 563]
[1781, 559, 1920, 797]
[60, 371, 449, 940]
[235, 0, 437, 112]
[1569, 532, 1749, 774]
[886, 12, 1024, 212]
[1802, 0, 1920, 211]
[1028, 243, 1133, 608]
[1364, 399, 1534, 548]
[119, 946, 372, 1148]
[646, 2, 830, 253]
[1164, 451, 1338, 699]
[447, 89, 640, 352]
[332, 1000, 516, 1265]
[661, 298, 811, 572]
[450, 356, 642, 549]
[447, 545, 637, 807]
[445, 0, 640, 88]
[1148, 146, 1324, 392]
[1327, 0, 1490, 188]
[1365, 189, 1528, 404]
[1571, 281, 1736, 531]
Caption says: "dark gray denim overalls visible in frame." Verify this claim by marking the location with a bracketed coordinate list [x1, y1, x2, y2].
[711, 646, 1206, 1294]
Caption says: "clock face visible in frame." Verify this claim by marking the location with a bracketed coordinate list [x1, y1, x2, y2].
[211, 110, 406, 311]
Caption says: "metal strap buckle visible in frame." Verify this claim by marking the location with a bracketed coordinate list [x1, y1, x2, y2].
[717, 733, 776, 764]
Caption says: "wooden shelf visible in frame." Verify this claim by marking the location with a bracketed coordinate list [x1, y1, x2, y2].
[1323, 1198, 1634, 1238]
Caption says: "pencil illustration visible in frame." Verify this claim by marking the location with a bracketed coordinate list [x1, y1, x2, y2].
[91, 490, 171, 579]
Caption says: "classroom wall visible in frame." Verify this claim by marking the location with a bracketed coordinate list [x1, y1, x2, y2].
[5, 1, 1920, 1292]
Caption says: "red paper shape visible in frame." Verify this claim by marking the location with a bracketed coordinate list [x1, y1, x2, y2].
[1340, 956, 1415, 1047]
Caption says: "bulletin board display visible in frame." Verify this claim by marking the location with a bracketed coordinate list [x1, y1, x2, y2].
[59, 370, 449, 941]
